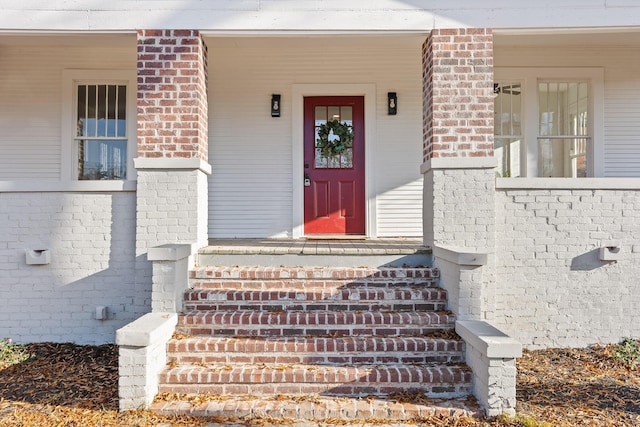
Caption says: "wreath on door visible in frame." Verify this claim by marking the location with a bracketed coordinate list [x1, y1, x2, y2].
[316, 120, 354, 158]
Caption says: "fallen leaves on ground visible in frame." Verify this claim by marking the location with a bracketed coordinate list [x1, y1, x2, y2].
[516, 345, 640, 426]
[0, 342, 638, 426]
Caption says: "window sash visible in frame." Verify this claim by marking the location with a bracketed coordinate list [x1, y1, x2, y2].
[494, 80, 523, 178]
[74, 83, 128, 180]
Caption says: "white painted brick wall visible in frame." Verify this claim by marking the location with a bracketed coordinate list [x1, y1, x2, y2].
[494, 188, 640, 348]
[0, 191, 143, 344]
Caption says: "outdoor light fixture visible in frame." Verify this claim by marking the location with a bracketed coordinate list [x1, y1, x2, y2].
[388, 92, 397, 115]
[271, 94, 281, 117]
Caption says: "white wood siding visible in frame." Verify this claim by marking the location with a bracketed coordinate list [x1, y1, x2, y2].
[495, 42, 640, 178]
[0, 39, 136, 180]
[207, 36, 424, 238]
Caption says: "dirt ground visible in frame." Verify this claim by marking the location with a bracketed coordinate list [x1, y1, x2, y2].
[0, 342, 638, 426]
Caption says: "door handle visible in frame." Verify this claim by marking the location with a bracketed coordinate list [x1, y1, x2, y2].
[304, 173, 311, 187]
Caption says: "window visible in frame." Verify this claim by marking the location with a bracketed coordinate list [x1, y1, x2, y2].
[494, 81, 522, 178]
[76, 84, 127, 180]
[314, 105, 354, 169]
[537, 81, 589, 177]
[494, 68, 603, 178]
[62, 70, 136, 181]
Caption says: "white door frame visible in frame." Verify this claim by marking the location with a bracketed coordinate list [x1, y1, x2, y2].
[291, 84, 377, 239]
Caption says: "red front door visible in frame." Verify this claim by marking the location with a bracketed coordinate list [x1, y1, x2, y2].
[304, 96, 365, 235]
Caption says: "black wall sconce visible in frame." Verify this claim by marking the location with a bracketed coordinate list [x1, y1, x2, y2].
[388, 92, 397, 115]
[271, 94, 281, 117]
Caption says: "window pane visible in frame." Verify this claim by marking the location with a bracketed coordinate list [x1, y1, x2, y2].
[341, 106, 353, 126]
[97, 85, 107, 137]
[78, 140, 127, 180]
[315, 148, 327, 168]
[495, 138, 521, 178]
[340, 148, 353, 168]
[315, 106, 326, 124]
[328, 155, 340, 168]
[86, 85, 97, 136]
[117, 85, 127, 137]
[77, 86, 86, 137]
[573, 138, 588, 178]
[495, 83, 522, 137]
[107, 85, 117, 137]
[494, 80, 523, 177]
[328, 106, 340, 121]
[538, 138, 586, 178]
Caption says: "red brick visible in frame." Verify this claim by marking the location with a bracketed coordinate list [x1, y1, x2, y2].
[423, 28, 494, 162]
[137, 30, 208, 159]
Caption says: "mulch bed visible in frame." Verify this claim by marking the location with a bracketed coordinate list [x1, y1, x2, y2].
[0, 342, 638, 426]
[516, 345, 640, 426]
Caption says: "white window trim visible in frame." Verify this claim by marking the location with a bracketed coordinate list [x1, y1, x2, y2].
[61, 69, 137, 183]
[495, 67, 604, 177]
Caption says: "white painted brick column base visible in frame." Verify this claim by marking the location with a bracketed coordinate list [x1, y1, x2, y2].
[422, 159, 498, 321]
[134, 158, 211, 302]
[148, 244, 193, 313]
[456, 320, 522, 417]
[116, 312, 177, 411]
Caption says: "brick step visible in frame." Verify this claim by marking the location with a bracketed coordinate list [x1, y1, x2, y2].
[191, 279, 439, 290]
[158, 364, 473, 398]
[150, 394, 481, 421]
[190, 266, 438, 282]
[167, 336, 464, 365]
[176, 310, 455, 337]
[183, 288, 448, 312]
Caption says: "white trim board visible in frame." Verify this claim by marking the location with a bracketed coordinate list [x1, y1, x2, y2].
[0, 180, 136, 192]
[496, 177, 640, 190]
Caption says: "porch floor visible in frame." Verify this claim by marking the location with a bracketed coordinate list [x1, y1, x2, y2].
[203, 238, 429, 256]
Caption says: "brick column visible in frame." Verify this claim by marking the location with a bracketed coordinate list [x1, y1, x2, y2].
[137, 29, 208, 161]
[421, 30, 519, 417]
[134, 30, 211, 304]
[422, 28, 494, 163]
[421, 28, 496, 318]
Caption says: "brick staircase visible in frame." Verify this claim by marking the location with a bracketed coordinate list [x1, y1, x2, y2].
[150, 265, 479, 422]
